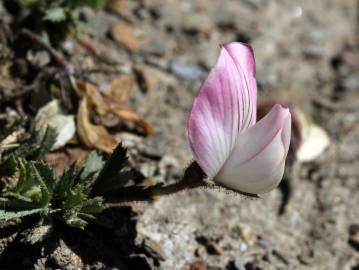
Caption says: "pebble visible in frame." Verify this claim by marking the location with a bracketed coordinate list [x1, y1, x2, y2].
[134, 64, 163, 92]
[233, 257, 247, 270]
[190, 260, 207, 270]
[26, 50, 50, 68]
[169, 61, 205, 81]
[238, 224, 256, 246]
[342, 75, 359, 92]
[106, 0, 138, 21]
[181, 13, 213, 35]
[143, 238, 167, 261]
[111, 21, 141, 52]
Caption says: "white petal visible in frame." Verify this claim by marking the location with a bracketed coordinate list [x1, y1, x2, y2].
[215, 105, 291, 194]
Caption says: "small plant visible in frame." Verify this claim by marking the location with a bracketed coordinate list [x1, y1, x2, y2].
[0, 120, 130, 242]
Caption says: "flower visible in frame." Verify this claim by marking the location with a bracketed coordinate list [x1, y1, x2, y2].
[187, 42, 292, 194]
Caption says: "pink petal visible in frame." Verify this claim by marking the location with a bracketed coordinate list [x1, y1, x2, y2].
[187, 42, 257, 177]
[215, 105, 291, 194]
[222, 42, 257, 128]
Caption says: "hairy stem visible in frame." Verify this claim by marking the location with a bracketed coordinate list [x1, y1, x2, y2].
[105, 162, 206, 207]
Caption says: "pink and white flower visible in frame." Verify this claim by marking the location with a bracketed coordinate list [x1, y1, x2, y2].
[187, 42, 291, 194]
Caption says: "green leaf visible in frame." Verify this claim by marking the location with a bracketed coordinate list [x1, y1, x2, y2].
[0, 208, 43, 221]
[29, 162, 51, 208]
[68, 0, 106, 9]
[54, 164, 78, 201]
[22, 224, 52, 244]
[63, 190, 84, 210]
[18, 0, 39, 8]
[81, 196, 104, 214]
[11, 158, 36, 195]
[0, 196, 39, 210]
[63, 211, 88, 229]
[33, 161, 55, 194]
[77, 151, 105, 196]
[6, 126, 57, 160]
[30, 126, 57, 160]
[44, 7, 67, 22]
[2, 158, 56, 210]
[91, 143, 128, 195]
[80, 151, 104, 181]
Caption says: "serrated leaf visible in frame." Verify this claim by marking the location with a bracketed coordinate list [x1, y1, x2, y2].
[0, 208, 43, 221]
[63, 211, 88, 229]
[54, 164, 78, 201]
[22, 224, 52, 244]
[76, 151, 105, 196]
[33, 161, 55, 194]
[44, 7, 67, 22]
[80, 196, 104, 214]
[64, 190, 85, 209]
[30, 126, 57, 160]
[29, 162, 51, 208]
[6, 126, 57, 160]
[10, 158, 36, 195]
[80, 151, 104, 181]
[91, 143, 128, 196]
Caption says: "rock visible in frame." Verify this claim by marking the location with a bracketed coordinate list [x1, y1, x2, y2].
[140, 34, 169, 56]
[206, 241, 223, 255]
[49, 240, 83, 269]
[142, 237, 167, 261]
[134, 64, 175, 92]
[61, 40, 76, 55]
[169, 61, 205, 81]
[303, 45, 323, 59]
[233, 257, 247, 270]
[134, 64, 163, 92]
[342, 75, 359, 92]
[26, 50, 50, 67]
[196, 236, 223, 255]
[190, 260, 207, 270]
[106, 0, 138, 21]
[111, 21, 141, 52]
[181, 13, 213, 35]
[237, 224, 255, 246]
[35, 100, 76, 150]
[88, 11, 116, 37]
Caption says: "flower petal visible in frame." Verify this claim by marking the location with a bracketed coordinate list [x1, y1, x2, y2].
[187, 42, 257, 177]
[222, 42, 257, 129]
[215, 105, 291, 194]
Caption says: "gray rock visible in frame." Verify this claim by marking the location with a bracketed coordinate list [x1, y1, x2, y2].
[169, 61, 205, 80]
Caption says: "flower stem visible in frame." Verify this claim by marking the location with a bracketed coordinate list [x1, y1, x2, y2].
[105, 161, 206, 207]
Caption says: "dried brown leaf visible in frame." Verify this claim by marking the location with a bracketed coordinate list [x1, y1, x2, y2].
[109, 105, 154, 135]
[78, 81, 154, 135]
[111, 21, 140, 52]
[77, 98, 117, 154]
